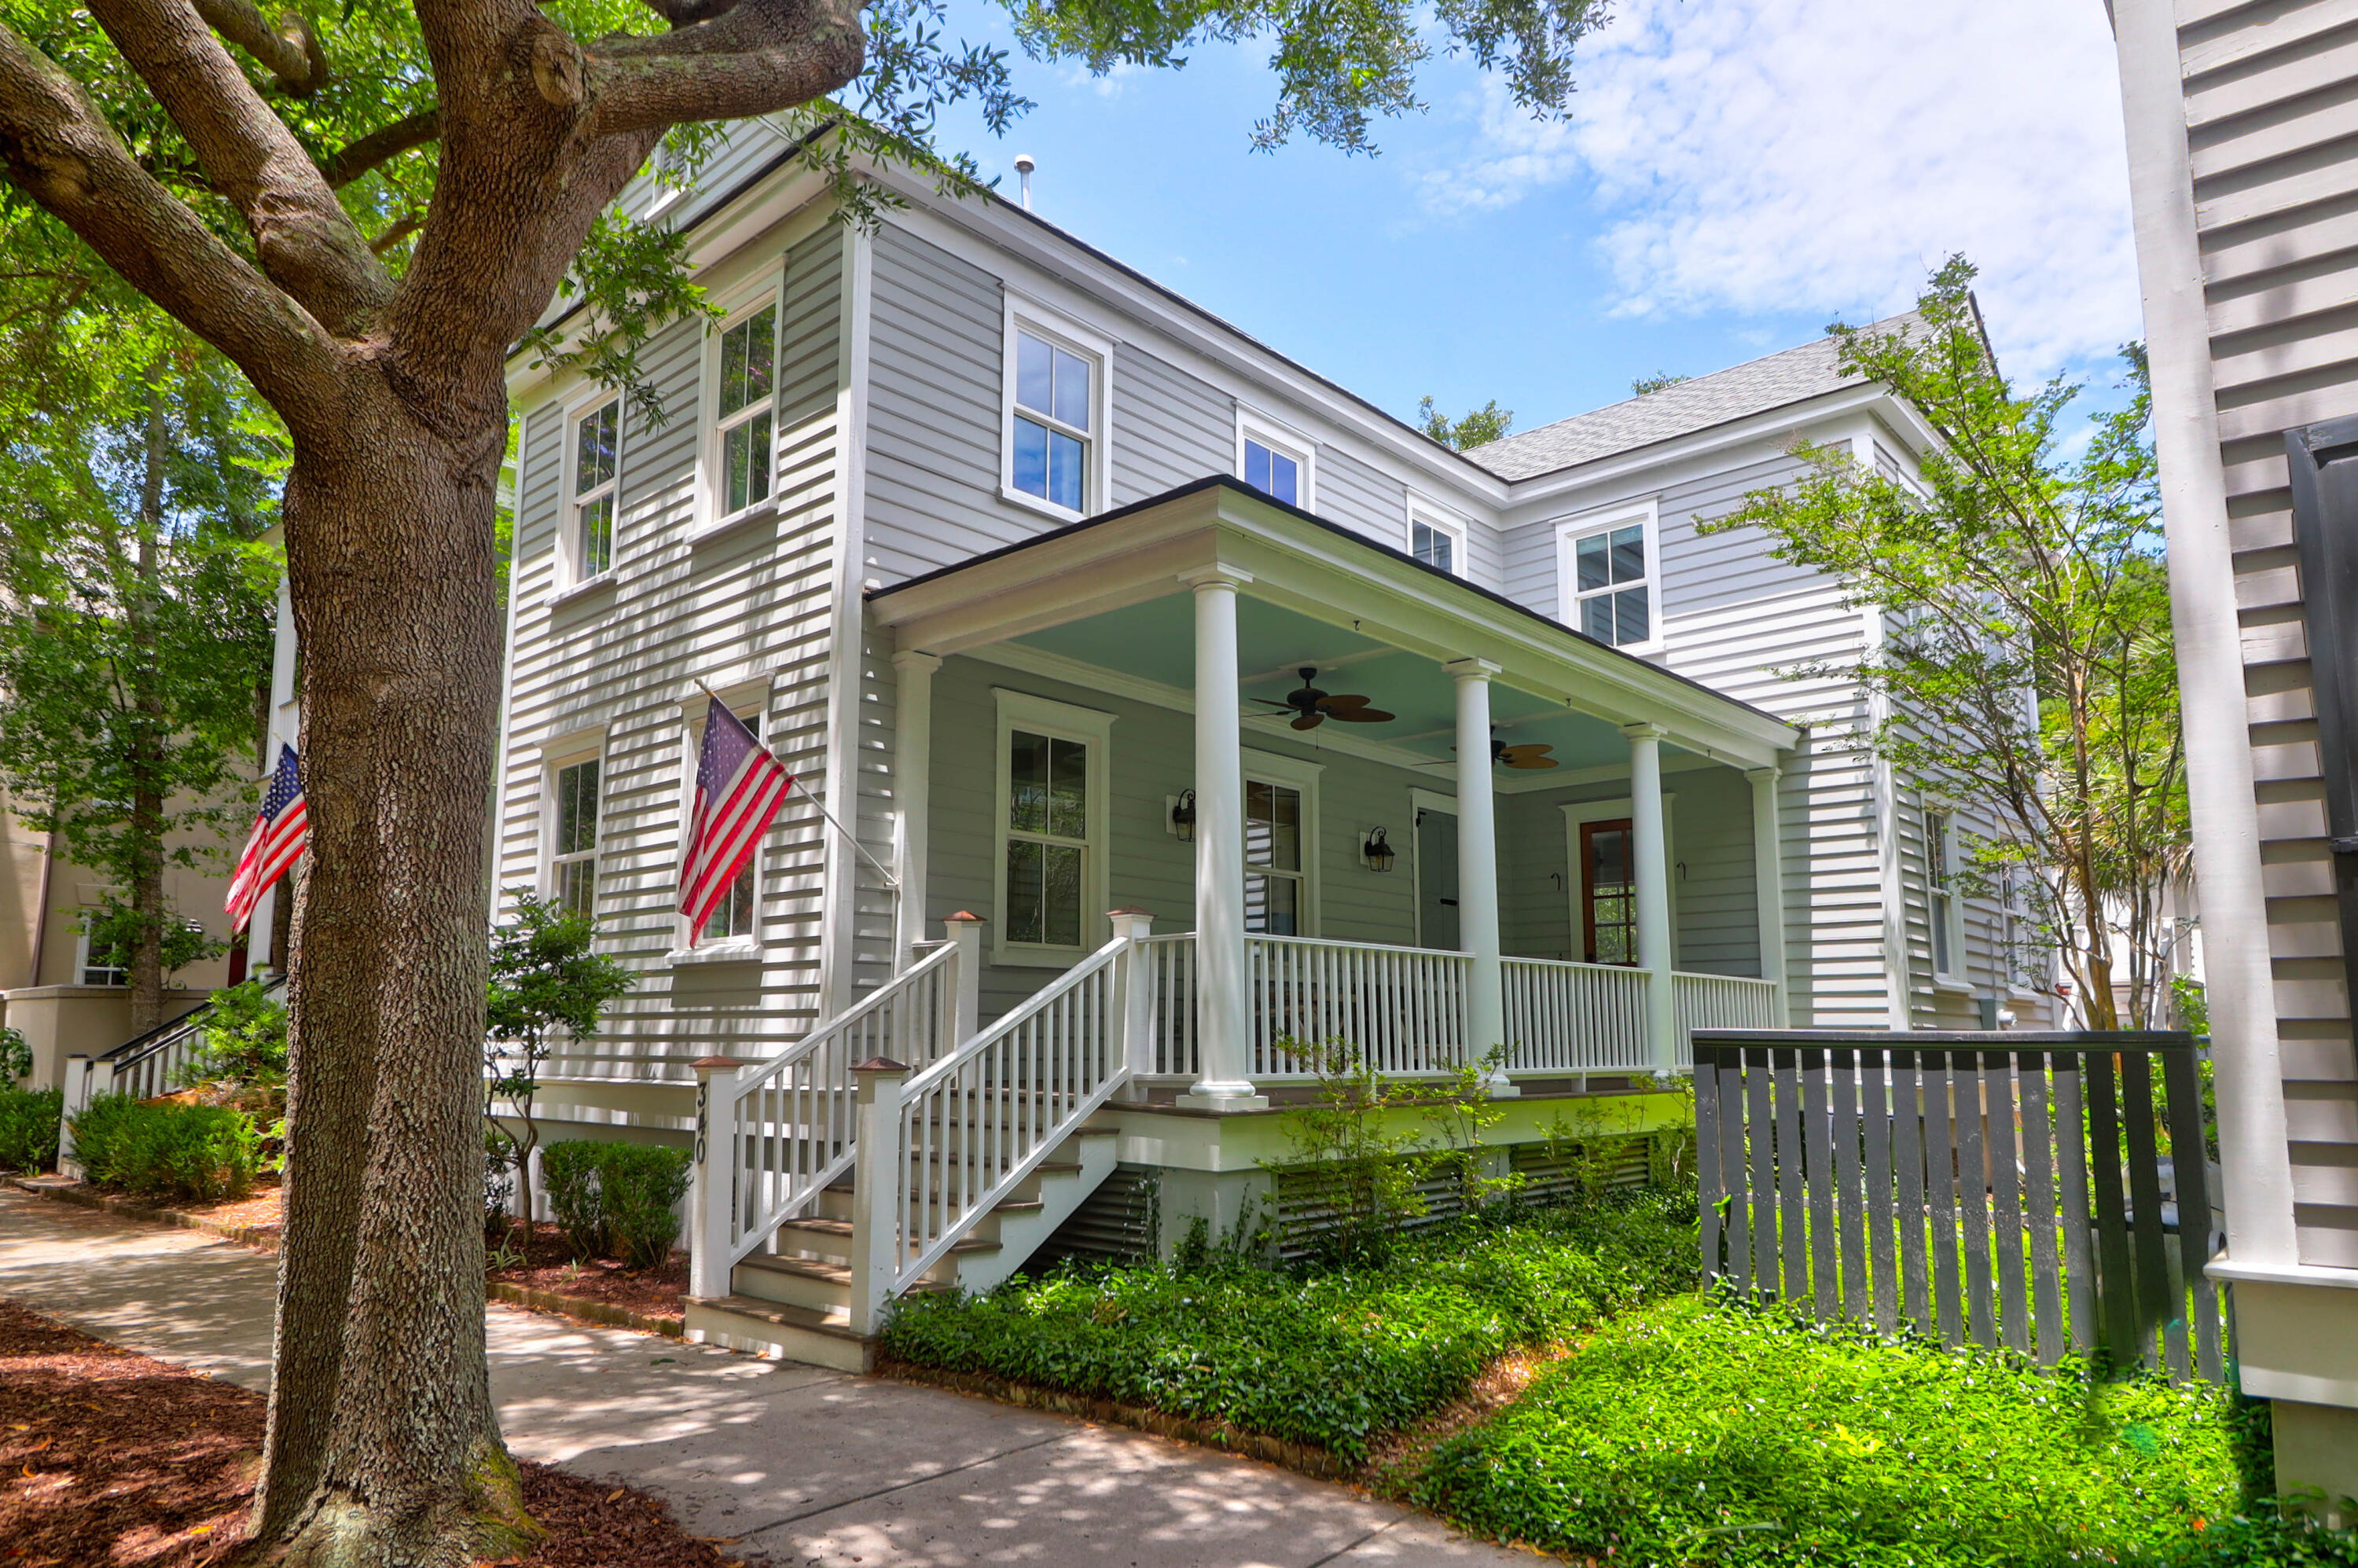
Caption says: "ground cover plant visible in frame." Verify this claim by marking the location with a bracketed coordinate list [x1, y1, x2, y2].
[881, 1188, 1698, 1463]
[1416, 1292, 2248, 1566]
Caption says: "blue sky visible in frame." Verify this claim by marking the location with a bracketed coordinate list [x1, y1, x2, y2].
[930, 0, 2142, 440]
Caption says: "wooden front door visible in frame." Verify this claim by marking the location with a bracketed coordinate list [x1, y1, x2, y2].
[1580, 817, 1637, 964]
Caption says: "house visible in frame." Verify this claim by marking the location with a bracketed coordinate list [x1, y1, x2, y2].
[2109, 0, 2358, 1516]
[456, 133, 2057, 1362]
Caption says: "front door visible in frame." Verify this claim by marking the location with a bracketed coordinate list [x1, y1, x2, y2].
[1416, 807, 1460, 949]
[1580, 817, 1637, 964]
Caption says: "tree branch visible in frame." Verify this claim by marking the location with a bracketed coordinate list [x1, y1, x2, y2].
[318, 108, 441, 189]
[192, 0, 324, 95]
[579, 0, 868, 137]
[0, 21, 339, 418]
[86, 0, 389, 336]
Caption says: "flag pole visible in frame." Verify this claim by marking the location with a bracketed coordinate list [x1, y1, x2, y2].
[693, 681, 901, 890]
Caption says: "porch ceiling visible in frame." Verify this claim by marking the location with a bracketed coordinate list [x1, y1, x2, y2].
[1014, 593, 1644, 773]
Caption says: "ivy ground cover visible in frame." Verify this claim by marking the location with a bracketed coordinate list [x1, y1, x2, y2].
[879, 1189, 1698, 1463]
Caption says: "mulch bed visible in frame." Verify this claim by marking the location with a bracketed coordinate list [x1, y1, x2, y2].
[487, 1222, 687, 1324]
[0, 1299, 743, 1567]
[168, 1177, 286, 1247]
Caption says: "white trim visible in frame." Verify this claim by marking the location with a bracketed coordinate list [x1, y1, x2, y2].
[1001, 292, 1113, 521]
[1555, 497, 1664, 654]
[1235, 406, 1317, 512]
[1406, 495, 1468, 577]
[817, 223, 875, 1019]
[991, 688, 1115, 967]
[1925, 801, 1963, 983]
[1562, 795, 1678, 964]
[697, 274, 784, 537]
[557, 387, 623, 590]
[1241, 746, 1324, 938]
[543, 735, 608, 917]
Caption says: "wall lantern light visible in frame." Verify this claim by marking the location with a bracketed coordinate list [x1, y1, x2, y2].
[1361, 826, 1396, 873]
[1169, 788, 1197, 843]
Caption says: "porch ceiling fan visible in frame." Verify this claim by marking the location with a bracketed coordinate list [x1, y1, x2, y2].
[1493, 739, 1558, 769]
[1248, 666, 1396, 731]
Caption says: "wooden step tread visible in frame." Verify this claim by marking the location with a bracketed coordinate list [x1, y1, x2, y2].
[736, 1254, 962, 1291]
[824, 1161, 1079, 1194]
[687, 1294, 866, 1343]
[772, 1217, 1008, 1250]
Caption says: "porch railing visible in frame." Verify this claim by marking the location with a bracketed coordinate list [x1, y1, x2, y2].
[1247, 934, 1470, 1078]
[1673, 971, 1784, 1063]
[1502, 957, 1651, 1074]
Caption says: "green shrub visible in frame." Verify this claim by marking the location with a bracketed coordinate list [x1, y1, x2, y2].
[0, 1084, 62, 1172]
[69, 1094, 259, 1203]
[173, 980, 288, 1089]
[1416, 1293, 2243, 1567]
[2148, 1498, 2358, 1566]
[541, 1140, 608, 1258]
[882, 1188, 1699, 1463]
[0, 1025, 31, 1084]
[537, 1139, 689, 1268]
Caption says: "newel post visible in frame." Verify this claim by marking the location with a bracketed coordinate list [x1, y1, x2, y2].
[848, 1056, 909, 1337]
[688, 1056, 742, 1301]
[943, 912, 984, 1045]
[1107, 909, 1155, 1093]
[56, 1055, 96, 1176]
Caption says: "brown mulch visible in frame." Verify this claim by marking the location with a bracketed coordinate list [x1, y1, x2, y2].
[486, 1223, 686, 1324]
[165, 1178, 286, 1247]
[0, 1300, 743, 1567]
[1360, 1340, 1579, 1496]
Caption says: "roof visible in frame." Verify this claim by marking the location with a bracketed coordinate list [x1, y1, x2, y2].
[1462, 315, 1920, 482]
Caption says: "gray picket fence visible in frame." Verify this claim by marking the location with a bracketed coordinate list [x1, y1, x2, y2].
[1692, 1030, 2224, 1383]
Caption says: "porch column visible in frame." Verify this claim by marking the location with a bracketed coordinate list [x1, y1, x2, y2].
[1624, 723, 1678, 1071]
[1746, 766, 1788, 1014]
[1181, 566, 1265, 1111]
[1449, 659, 1508, 1080]
[891, 649, 942, 970]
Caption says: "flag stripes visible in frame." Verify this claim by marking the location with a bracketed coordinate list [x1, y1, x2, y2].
[228, 744, 308, 934]
[681, 697, 794, 942]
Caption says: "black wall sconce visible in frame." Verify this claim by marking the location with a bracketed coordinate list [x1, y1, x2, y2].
[1361, 826, 1395, 873]
[1169, 788, 1196, 843]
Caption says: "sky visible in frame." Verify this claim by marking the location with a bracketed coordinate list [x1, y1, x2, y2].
[929, 0, 2143, 439]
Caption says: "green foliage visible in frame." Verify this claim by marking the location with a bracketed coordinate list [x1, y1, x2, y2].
[1417, 1294, 2242, 1566]
[172, 979, 289, 1089]
[2149, 1499, 2358, 1566]
[538, 1139, 690, 1269]
[2173, 975, 2210, 1035]
[80, 902, 220, 979]
[1416, 396, 1513, 452]
[1631, 371, 1690, 395]
[882, 1189, 1699, 1463]
[484, 892, 634, 1223]
[0, 1025, 30, 1085]
[0, 1085, 62, 1172]
[70, 1093, 259, 1203]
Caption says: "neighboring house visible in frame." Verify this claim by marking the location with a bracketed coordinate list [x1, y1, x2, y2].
[446, 132, 2060, 1357]
[2111, 0, 2358, 1517]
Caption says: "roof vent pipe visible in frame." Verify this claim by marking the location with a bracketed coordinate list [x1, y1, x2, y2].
[1013, 153, 1035, 211]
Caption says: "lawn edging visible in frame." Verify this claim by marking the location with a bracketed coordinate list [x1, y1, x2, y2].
[6, 1174, 685, 1339]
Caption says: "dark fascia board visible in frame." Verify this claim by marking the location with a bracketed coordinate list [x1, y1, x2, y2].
[868, 473, 1795, 738]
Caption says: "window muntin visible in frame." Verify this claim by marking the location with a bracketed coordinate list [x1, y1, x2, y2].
[1571, 522, 1649, 647]
[77, 924, 127, 986]
[1243, 439, 1302, 507]
[1005, 728, 1089, 947]
[716, 304, 775, 518]
[1243, 780, 1305, 935]
[553, 758, 601, 917]
[1412, 518, 1456, 574]
[1580, 818, 1637, 964]
[1012, 330, 1091, 512]
[572, 402, 619, 578]
[706, 864, 756, 941]
[1928, 809, 1958, 979]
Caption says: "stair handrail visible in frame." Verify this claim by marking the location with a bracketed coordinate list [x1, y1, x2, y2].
[849, 929, 1136, 1328]
[693, 936, 963, 1295]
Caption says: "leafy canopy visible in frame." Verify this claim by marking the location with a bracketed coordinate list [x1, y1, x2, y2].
[1419, 395, 1514, 451]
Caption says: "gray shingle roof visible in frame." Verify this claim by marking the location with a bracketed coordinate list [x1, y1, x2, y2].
[1464, 317, 1915, 481]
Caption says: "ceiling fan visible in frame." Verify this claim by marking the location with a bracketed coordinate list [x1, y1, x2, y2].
[1491, 735, 1559, 769]
[1248, 666, 1396, 732]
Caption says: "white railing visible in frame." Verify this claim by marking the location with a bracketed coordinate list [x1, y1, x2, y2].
[696, 939, 961, 1293]
[1673, 971, 1783, 1064]
[1502, 957, 1652, 1074]
[1247, 934, 1471, 1078]
[852, 932, 1133, 1329]
[1137, 932, 1199, 1078]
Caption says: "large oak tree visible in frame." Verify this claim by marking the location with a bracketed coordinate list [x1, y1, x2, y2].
[0, 0, 1612, 1559]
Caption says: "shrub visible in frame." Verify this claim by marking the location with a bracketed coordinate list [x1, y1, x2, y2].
[541, 1140, 609, 1258]
[1416, 1294, 2243, 1567]
[537, 1139, 689, 1268]
[0, 1084, 62, 1172]
[69, 1094, 259, 1203]
[2149, 1498, 2358, 1566]
[174, 980, 288, 1089]
[0, 1025, 31, 1084]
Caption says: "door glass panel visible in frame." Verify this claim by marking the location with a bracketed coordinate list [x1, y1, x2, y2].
[1583, 819, 1638, 965]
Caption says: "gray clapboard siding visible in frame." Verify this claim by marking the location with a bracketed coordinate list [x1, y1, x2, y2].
[1111, 343, 1232, 501]
[1315, 442, 1409, 550]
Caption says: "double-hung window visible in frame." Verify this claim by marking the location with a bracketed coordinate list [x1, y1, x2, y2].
[1569, 520, 1651, 647]
[1927, 808, 1960, 980]
[1011, 329, 1093, 512]
[714, 303, 776, 520]
[1237, 413, 1313, 509]
[552, 758, 601, 917]
[76, 921, 127, 986]
[1243, 439, 1301, 506]
[1411, 510, 1464, 575]
[688, 705, 760, 945]
[571, 402, 619, 580]
[1005, 729, 1089, 948]
[1998, 864, 2026, 990]
[1244, 780, 1306, 935]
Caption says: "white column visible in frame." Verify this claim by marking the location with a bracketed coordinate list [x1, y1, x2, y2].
[891, 650, 942, 971]
[1449, 659, 1510, 1089]
[1180, 566, 1265, 1110]
[1624, 723, 1677, 1071]
[1746, 766, 1788, 1016]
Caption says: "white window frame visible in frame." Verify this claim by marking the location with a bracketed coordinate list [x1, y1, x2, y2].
[672, 692, 769, 960]
[1243, 748, 1324, 938]
[542, 731, 608, 921]
[699, 284, 781, 538]
[1555, 498, 1664, 655]
[75, 920, 127, 986]
[1406, 501, 1467, 577]
[1926, 803, 1965, 986]
[1235, 407, 1317, 512]
[559, 390, 623, 591]
[1561, 795, 1678, 966]
[991, 689, 1115, 967]
[1998, 863, 2041, 998]
[1000, 297, 1112, 522]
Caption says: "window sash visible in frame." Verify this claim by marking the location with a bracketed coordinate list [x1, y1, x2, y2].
[1569, 522, 1652, 647]
[1581, 818, 1638, 966]
[705, 863, 756, 940]
[714, 305, 777, 517]
[1243, 439, 1301, 506]
[1003, 728, 1090, 948]
[1010, 329, 1093, 512]
[1412, 520, 1456, 573]
[1927, 812, 1957, 975]
[573, 403, 619, 578]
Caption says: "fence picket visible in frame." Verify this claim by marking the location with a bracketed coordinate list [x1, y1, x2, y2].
[1720, 1052, 1750, 1291]
[1925, 1051, 1965, 1346]
[1831, 1048, 1868, 1321]
[2084, 1051, 2136, 1368]
[2017, 1052, 2064, 1365]
[2053, 1057, 2096, 1354]
[1957, 1052, 1995, 1350]
[1891, 1050, 1930, 1333]
[2119, 1050, 2179, 1377]
[1774, 1050, 1807, 1302]
[1802, 1048, 1838, 1318]
[1747, 1048, 1778, 1294]
[1860, 1048, 1897, 1335]
[2162, 1048, 2223, 1383]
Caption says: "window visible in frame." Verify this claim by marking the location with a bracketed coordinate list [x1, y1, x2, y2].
[1243, 439, 1302, 506]
[552, 758, 601, 917]
[1580, 818, 1637, 964]
[1412, 516, 1460, 574]
[1927, 808, 1959, 979]
[1570, 523, 1650, 646]
[675, 697, 766, 951]
[76, 923, 127, 986]
[1244, 780, 1305, 935]
[571, 401, 619, 579]
[1236, 413, 1314, 510]
[1011, 329, 1093, 512]
[994, 690, 1113, 962]
[1998, 864, 2026, 990]
[705, 861, 756, 942]
[714, 303, 775, 519]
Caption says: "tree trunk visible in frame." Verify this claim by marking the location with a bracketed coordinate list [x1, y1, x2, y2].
[126, 373, 172, 1034]
[248, 371, 528, 1566]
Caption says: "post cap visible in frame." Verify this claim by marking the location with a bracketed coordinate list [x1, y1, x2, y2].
[944, 911, 986, 924]
[851, 1056, 909, 1074]
[691, 1055, 749, 1074]
[1106, 907, 1154, 917]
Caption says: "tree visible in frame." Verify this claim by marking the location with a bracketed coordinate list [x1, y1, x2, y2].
[1630, 371, 1687, 395]
[0, 310, 278, 1032]
[1419, 395, 1513, 450]
[483, 892, 634, 1237]
[0, 0, 1618, 1556]
[1712, 258, 2186, 1030]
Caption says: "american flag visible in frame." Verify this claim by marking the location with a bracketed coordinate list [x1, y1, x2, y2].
[681, 697, 792, 942]
[227, 744, 307, 933]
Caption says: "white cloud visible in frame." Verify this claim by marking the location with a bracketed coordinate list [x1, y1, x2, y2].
[1416, 0, 2139, 377]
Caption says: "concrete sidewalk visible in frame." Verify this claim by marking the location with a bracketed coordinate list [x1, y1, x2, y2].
[0, 1186, 1519, 1566]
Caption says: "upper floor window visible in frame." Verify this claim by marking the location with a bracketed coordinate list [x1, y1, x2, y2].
[1411, 513, 1463, 575]
[1236, 412, 1314, 510]
[1012, 329, 1093, 512]
[552, 758, 601, 916]
[1558, 501, 1659, 652]
[1243, 439, 1301, 506]
[715, 303, 776, 519]
[1926, 807, 1960, 980]
[571, 402, 619, 580]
